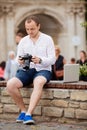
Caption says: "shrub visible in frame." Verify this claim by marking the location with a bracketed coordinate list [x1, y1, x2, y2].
[79, 64, 87, 76]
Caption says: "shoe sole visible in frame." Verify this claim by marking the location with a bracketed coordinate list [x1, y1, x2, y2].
[23, 120, 35, 125]
[16, 120, 23, 123]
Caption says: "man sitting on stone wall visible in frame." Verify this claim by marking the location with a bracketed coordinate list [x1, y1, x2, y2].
[6, 15, 56, 125]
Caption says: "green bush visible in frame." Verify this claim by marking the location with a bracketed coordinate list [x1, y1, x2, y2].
[80, 22, 87, 27]
[80, 64, 87, 76]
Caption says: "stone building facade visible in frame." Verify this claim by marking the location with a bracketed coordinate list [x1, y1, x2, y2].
[0, 0, 86, 62]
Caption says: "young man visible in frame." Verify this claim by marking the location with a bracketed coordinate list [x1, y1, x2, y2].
[6, 15, 56, 124]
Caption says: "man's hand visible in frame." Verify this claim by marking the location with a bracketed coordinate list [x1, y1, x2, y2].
[18, 58, 25, 65]
[32, 56, 42, 64]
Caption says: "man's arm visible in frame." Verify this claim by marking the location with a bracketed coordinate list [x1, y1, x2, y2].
[39, 37, 56, 66]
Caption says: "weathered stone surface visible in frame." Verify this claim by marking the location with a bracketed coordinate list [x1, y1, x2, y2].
[3, 104, 19, 113]
[23, 98, 30, 105]
[69, 101, 79, 108]
[1, 97, 15, 104]
[51, 100, 68, 107]
[38, 99, 51, 106]
[34, 115, 51, 122]
[33, 106, 42, 116]
[42, 89, 53, 99]
[54, 90, 70, 99]
[0, 83, 87, 122]
[0, 103, 3, 113]
[80, 103, 87, 110]
[0, 113, 17, 120]
[0, 108, 3, 113]
[76, 109, 87, 119]
[20, 88, 32, 98]
[64, 108, 75, 118]
[0, 103, 3, 108]
[22, 89, 54, 99]
[70, 91, 87, 101]
[43, 107, 63, 117]
[1, 88, 9, 96]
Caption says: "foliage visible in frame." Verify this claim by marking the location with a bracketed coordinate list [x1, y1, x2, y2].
[80, 22, 87, 27]
[79, 63, 87, 76]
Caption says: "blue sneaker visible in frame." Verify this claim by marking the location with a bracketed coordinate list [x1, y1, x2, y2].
[16, 112, 25, 123]
[23, 115, 35, 125]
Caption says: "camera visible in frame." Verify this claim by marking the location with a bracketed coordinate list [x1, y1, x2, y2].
[19, 53, 32, 62]
[19, 53, 32, 70]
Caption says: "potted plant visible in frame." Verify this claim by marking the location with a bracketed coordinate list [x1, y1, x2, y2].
[79, 63, 87, 81]
[80, 20, 87, 81]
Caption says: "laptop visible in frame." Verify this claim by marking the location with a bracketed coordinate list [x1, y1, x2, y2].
[50, 64, 80, 83]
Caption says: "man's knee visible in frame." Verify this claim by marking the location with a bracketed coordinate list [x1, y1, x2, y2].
[6, 77, 22, 93]
[34, 76, 47, 87]
[6, 78, 15, 93]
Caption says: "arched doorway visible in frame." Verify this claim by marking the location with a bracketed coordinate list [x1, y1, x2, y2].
[17, 14, 62, 44]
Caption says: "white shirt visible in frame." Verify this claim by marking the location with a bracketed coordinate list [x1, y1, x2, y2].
[16, 32, 56, 71]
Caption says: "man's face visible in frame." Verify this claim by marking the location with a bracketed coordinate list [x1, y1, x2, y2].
[25, 20, 40, 38]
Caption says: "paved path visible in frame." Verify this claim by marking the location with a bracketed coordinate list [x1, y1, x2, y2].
[0, 121, 87, 130]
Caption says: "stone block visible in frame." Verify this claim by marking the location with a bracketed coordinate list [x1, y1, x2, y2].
[23, 97, 30, 105]
[1, 97, 15, 104]
[70, 91, 87, 101]
[23, 98, 30, 105]
[69, 101, 79, 108]
[51, 100, 68, 107]
[64, 108, 75, 118]
[0, 103, 3, 113]
[0, 108, 3, 113]
[42, 89, 53, 99]
[34, 116, 51, 122]
[33, 106, 42, 115]
[54, 89, 70, 99]
[76, 109, 87, 119]
[0, 103, 3, 108]
[20, 88, 32, 98]
[0, 113, 18, 120]
[1, 88, 9, 96]
[3, 104, 19, 113]
[43, 107, 63, 117]
[38, 99, 51, 106]
[80, 102, 87, 110]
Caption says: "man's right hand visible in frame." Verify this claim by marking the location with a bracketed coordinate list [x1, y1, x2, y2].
[18, 58, 25, 65]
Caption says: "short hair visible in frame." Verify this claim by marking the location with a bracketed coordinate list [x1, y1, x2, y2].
[0, 61, 6, 70]
[16, 30, 25, 38]
[71, 58, 76, 62]
[25, 15, 40, 26]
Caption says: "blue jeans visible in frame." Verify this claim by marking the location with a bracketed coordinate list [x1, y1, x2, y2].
[16, 68, 52, 87]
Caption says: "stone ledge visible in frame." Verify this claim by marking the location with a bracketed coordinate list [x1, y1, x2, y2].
[0, 82, 87, 122]
[0, 80, 87, 89]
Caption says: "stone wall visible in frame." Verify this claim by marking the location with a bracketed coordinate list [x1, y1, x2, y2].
[0, 84, 87, 123]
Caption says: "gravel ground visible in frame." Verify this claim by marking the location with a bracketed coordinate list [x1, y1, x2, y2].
[0, 121, 87, 130]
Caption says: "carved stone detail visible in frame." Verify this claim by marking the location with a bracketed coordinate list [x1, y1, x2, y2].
[0, 4, 14, 16]
[66, 4, 86, 17]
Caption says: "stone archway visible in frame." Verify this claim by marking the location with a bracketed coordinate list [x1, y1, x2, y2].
[17, 13, 63, 44]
